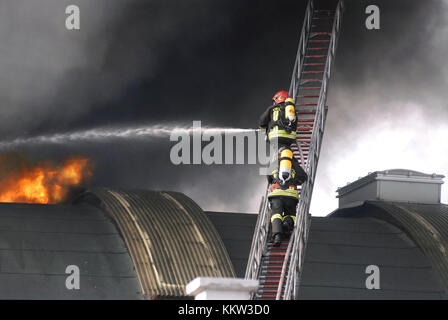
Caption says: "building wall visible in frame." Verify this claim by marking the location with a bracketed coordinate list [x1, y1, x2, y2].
[339, 181, 378, 207]
[379, 180, 441, 204]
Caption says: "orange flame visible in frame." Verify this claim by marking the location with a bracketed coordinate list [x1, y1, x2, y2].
[0, 155, 93, 204]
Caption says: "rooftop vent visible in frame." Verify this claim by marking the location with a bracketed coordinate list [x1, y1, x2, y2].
[336, 169, 445, 208]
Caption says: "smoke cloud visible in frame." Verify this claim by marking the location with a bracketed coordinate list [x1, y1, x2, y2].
[1, 0, 448, 216]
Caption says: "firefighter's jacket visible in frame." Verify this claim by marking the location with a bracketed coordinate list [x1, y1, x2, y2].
[259, 98, 297, 141]
[267, 157, 308, 199]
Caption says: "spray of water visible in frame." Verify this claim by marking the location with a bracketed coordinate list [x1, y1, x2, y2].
[0, 124, 260, 150]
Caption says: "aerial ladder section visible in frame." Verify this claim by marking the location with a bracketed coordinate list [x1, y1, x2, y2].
[245, 0, 344, 300]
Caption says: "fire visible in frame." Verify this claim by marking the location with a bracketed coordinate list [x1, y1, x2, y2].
[0, 155, 93, 204]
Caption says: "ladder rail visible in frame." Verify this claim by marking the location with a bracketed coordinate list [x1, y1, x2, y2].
[281, 0, 344, 300]
[289, 0, 314, 100]
[245, 189, 269, 282]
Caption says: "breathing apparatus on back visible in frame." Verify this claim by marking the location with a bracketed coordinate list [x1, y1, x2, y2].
[278, 147, 294, 185]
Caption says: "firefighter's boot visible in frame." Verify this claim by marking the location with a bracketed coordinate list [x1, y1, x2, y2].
[282, 215, 295, 238]
[273, 233, 282, 246]
[271, 213, 284, 246]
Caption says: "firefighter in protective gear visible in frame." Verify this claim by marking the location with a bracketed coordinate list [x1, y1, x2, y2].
[267, 147, 308, 245]
[259, 90, 297, 148]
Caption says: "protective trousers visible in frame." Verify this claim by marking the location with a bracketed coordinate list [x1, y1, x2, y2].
[269, 196, 298, 237]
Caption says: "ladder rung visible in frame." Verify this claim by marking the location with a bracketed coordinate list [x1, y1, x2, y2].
[298, 111, 317, 114]
[269, 251, 286, 256]
[262, 264, 283, 269]
[312, 23, 332, 26]
[265, 250, 288, 254]
[262, 279, 282, 284]
[265, 270, 282, 274]
[307, 48, 328, 52]
[261, 273, 281, 277]
[304, 63, 326, 66]
[300, 87, 321, 90]
[262, 289, 280, 294]
[299, 103, 318, 106]
[302, 79, 322, 83]
[264, 263, 284, 267]
[266, 245, 288, 249]
[310, 39, 330, 43]
[303, 71, 324, 74]
[262, 285, 285, 289]
[265, 256, 287, 260]
[306, 55, 327, 58]
[263, 265, 290, 271]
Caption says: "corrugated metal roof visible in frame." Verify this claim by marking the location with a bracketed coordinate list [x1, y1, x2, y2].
[299, 215, 446, 299]
[367, 202, 448, 295]
[328, 201, 448, 297]
[75, 188, 236, 297]
[0, 202, 142, 299]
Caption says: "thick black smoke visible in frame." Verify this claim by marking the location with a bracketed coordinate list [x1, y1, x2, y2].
[1, 0, 447, 215]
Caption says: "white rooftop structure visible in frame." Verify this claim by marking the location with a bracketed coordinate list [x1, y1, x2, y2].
[336, 169, 445, 208]
[186, 277, 259, 300]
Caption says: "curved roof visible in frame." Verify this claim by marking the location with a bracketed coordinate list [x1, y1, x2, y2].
[299, 214, 446, 299]
[330, 201, 448, 296]
[0, 202, 142, 299]
[297, 201, 448, 299]
[74, 188, 236, 298]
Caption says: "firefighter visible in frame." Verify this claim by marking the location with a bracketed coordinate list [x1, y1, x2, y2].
[267, 147, 308, 246]
[259, 90, 297, 149]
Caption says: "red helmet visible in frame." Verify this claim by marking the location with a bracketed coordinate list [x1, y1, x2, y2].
[272, 90, 289, 104]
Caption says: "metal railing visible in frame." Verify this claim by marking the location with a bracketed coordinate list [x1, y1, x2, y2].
[245, 189, 270, 282]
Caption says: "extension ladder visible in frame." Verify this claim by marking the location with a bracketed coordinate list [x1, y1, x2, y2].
[246, 0, 344, 300]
